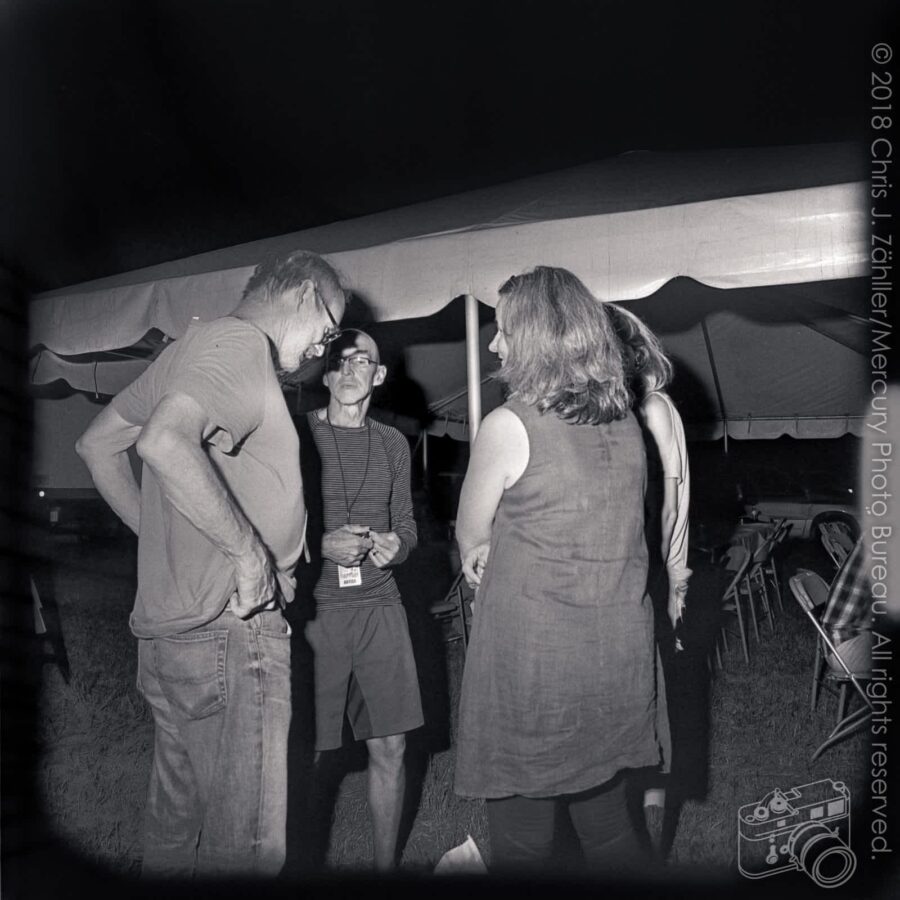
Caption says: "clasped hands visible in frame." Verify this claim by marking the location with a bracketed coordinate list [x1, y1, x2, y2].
[228, 524, 402, 619]
[322, 524, 401, 569]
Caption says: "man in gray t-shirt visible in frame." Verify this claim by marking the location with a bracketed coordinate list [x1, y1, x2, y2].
[76, 250, 344, 878]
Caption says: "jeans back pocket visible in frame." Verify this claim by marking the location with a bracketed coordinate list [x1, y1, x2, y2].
[154, 631, 228, 719]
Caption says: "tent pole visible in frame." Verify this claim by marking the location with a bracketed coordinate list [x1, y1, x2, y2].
[701, 319, 729, 453]
[422, 431, 429, 481]
[464, 294, 483, 442]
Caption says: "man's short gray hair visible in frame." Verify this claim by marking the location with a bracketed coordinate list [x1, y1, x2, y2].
[242, 249, 342, 304]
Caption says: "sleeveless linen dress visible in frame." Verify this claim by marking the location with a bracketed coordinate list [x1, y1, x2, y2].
[454, 399, 669, 799]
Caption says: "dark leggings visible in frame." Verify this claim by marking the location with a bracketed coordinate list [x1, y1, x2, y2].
[486, 773, 642, 872]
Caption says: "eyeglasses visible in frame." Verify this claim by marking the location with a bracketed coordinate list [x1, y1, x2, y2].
[329, 355, 378, 373]
[316, 288, 342, 347]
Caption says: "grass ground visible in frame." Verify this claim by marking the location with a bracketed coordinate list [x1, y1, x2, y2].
[33, 531, 872, 887]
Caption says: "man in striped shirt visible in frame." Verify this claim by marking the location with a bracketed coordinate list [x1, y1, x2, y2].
[821, 535, 871, 675]
[301, 329, 422, 870]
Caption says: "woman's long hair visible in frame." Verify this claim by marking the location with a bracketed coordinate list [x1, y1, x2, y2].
[605, 303, 673, 400]
[495, 266, 631, 425]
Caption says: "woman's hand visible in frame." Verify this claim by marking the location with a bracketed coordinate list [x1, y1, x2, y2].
[462, 542, 490, 589]
[667, 581, 688, 627]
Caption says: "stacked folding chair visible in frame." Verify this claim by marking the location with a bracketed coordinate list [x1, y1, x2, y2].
[746, 518, 790, 628]
[717, 545, 753, 666]
[744, 533, 778, 635]
[789, 570, 873, 761]
[818, 521, 851, 569]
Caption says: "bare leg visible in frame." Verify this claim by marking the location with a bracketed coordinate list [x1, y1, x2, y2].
[366, 733, 406, 870]
[643, 787, 666, 857]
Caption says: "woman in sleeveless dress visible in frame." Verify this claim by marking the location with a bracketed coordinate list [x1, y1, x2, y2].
[453, 267, 669, 872]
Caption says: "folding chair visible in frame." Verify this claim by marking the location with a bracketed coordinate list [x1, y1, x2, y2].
[718, 545, 753, 665]
[818, 523, 849, 569]
[788, 571, 872, 760]
[745, 532, 779, 634]
[725, 535, 774, 648]
[788, 570, 849, 715]
[429, 570, 473, 650]
[763, 519, 790, 616]
[830, 522, 855, 557]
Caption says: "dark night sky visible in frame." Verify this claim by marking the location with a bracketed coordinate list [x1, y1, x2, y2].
[2, 0, 895, 292]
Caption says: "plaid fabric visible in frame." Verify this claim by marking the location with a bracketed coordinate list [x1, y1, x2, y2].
[821, 536, 870, 644]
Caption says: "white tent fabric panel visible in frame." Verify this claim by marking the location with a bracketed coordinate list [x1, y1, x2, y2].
[340, 182, 867, 315]
[413, 297, 868, 442]
[30, 181, 867, 355]
[30, 277, 869, 441]
[708, 314, 864, 421]
[660, 312, 867, 440]
[34, 143, 863, 291]
[28, 144, 870, 444]
[30, 353, 150, 397]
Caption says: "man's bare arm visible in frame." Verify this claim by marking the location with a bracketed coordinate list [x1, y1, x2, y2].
[134, 391, 276, 617]
[76, 405, 143, 535]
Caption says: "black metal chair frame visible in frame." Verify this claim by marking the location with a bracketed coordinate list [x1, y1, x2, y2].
[718, 545, 753, 665]
[429, 570, 472, 651]
[788, 571, 872, 761]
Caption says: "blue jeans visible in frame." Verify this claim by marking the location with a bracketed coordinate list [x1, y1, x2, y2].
[137, 607, 291, 878]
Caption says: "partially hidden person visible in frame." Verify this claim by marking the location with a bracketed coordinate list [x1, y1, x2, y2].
[607, 302, 689, 852]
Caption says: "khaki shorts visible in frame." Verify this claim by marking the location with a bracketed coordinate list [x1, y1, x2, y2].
[305, 604, 424, 751]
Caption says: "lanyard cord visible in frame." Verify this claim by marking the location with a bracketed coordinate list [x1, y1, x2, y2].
[326, 411, 371, 525]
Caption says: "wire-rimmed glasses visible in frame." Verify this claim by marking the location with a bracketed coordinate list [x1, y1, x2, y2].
[318, 290, 342, 347]
[328, 354, 378, 374]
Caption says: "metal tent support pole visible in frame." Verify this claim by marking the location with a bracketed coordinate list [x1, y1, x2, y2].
[701, 319, 729, 453]
[422, 431, 429, 481]
[464, 294, 482, 442]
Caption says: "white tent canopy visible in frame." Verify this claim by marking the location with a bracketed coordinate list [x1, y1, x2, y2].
[30, 143, 869, 441]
